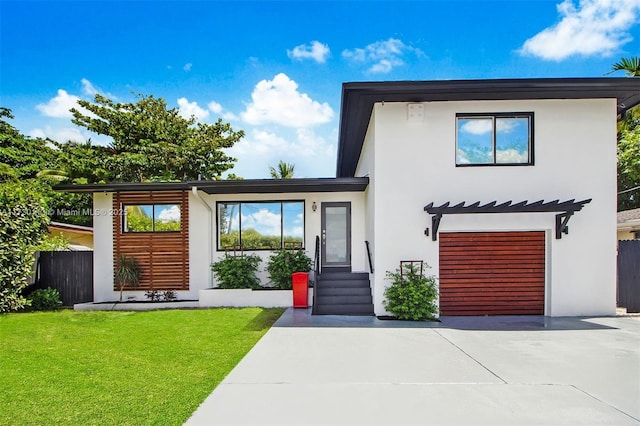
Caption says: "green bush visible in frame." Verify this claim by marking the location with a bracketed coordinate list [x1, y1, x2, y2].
[0, 182, 49, 313]
[211, 254, 261, 289]
[27, 287, 62, 311]
[266, 249, 312, 289]
[383, 262, 438, 321]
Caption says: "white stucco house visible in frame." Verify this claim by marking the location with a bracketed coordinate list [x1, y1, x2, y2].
[59, 77, 640, 317]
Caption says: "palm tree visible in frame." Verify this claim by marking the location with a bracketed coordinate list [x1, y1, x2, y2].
[269, 161, 295, 179]
[608, 57, 640, 77]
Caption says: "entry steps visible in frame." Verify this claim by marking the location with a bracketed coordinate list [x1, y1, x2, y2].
[313, 271, 374, 315]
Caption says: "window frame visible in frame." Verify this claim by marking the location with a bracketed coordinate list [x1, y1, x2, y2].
[455, 112, 534, 167]
[122, 203, 182, 233]
[215, 200, 306, 251]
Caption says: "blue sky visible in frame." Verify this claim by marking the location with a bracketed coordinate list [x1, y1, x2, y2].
[1, 0, 639, 179]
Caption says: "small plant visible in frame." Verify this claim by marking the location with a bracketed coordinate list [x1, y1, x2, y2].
[383, 262, 438, 321]
[144, 289, 162, 301]
[266, 248, 312, 289]
[211, 253, 262, 289]
[163, 290, 177, 301]
[27, 287, 62, 311]
[115, 255, 142, 302]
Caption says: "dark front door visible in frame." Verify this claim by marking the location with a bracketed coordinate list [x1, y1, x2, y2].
[321, 202, 351, 271]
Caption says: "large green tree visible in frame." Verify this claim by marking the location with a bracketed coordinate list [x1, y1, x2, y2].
[70, 94, 244, 182]
[611, 57, 640, 210]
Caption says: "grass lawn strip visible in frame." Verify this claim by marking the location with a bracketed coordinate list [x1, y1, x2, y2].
[0, 308, 283, 425]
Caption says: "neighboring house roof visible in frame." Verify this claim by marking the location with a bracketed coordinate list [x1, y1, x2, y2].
[617, 208, 640, 233]
[337, 77, 640, 177]
[49, 221, 93, 234]
[55, 177, 369, 194]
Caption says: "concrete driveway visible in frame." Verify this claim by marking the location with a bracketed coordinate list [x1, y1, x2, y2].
[186, 309, 640, 425]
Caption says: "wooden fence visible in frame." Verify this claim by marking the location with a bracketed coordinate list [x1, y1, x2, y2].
[618, 240, 640, 313]
[35, 251, 93, 307]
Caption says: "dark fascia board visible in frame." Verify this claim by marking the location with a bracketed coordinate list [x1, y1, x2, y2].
[337, 77, 640, 177]
[54, 177, 369, 194]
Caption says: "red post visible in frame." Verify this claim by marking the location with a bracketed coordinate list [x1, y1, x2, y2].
[292, 272, 309, 308]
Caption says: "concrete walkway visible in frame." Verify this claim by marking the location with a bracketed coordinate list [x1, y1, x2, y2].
[186, 309, 640, 425]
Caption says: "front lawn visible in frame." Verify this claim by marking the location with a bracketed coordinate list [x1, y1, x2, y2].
[0, 308, 283, 425]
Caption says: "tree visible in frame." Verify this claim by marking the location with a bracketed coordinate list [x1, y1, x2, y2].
[611, 57, 640, 210]
[609, 57, 640, 77]
[0, 181, 49, 312]
[70, 94, 244, 182]
[269, 160, 295, 179]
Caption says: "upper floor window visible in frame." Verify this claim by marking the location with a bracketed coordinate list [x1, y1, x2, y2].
[123, 204, 181, 233]
[456, 112, 533, 166]
[217, 201, 304, 250]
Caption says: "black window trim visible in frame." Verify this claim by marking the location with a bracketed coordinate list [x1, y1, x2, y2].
[215, 200, 306, 251]
[122, 203, 182, 234]
[455, 111, 535, 167]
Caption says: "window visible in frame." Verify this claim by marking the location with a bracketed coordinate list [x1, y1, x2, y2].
[217, 201, 304, 250]
[123, 204, 181, 233]
[456, 113, 533, 166]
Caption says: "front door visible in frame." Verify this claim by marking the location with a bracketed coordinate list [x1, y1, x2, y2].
[321, 202, 351, 271]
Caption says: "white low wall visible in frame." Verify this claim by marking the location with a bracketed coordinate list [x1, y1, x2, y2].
[199, 288, 314, 308]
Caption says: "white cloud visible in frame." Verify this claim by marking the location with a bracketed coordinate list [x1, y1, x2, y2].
[29, 126, 86, 143]
[242, 208, 282, 235]
[519, 0, 640, 61]
[157, 205, 180, 222]
[226, 127, 336, 178]
[208, 101, 223, 114]
[342, 38, 424, 74]
[183, 63, 192, 72]
[81, 78, 99, 96]
[287, 41, 331, 63]
[177, 97, 210, 121]
[240, 73, 333, 127]
[36, 89, 80, 118]
[460, 120, 492, 135]
[496, 149, 529, 163]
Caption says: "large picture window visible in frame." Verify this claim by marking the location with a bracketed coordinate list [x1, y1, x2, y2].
[123, 204, 181, 233]
[456, 113, 533, 166]
[217, 201, 304, 250]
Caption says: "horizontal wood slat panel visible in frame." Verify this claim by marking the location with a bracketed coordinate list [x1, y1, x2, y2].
[439, 231, 545, 316]
[113, 191, 189, 291]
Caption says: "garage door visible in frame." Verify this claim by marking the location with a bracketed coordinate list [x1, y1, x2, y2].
[439, 231, 545, 316]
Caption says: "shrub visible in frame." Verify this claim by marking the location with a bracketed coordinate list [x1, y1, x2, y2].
[266, 249, 312, 289]
[0, 182, 49, 313]
[115, 255, 142, 302]
[383, 262, 438, 321]
[211, 253, 261, 289]
[27, 287, 62, 311]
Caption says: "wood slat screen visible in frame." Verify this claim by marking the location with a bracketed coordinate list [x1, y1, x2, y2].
[113, 191, 189, 291]
[439, 231, 545, 315]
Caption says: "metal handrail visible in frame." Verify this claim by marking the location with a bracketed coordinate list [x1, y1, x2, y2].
[312, 235, 320, 314]
[365, 240, 374, 273]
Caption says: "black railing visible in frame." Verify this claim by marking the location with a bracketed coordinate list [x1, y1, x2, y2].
[312, 235, 321, 314]
[365, 240, 374, 273]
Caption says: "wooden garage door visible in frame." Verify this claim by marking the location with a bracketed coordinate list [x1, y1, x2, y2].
[439, 232, 545, 315]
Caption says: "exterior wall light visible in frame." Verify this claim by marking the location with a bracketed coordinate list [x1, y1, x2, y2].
[312, 201, 317, 212]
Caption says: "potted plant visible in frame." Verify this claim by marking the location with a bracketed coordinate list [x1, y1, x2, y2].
[115, 255, 142, 302]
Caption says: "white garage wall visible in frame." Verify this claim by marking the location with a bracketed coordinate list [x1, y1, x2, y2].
[360, 99, 617, 317]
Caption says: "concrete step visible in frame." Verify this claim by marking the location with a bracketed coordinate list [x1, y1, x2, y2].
[317, 279, 371, 288]
[318, 271, 369, 280]
[314, 303, 375, 315]
[316, 295, 373, 305]
[315, 287, 372, 296]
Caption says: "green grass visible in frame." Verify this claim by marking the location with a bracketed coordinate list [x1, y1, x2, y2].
[0, 308, 284, 425]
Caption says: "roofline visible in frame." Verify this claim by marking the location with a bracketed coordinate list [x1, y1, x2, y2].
[337, 77, 640, 177]
[49, 221, 93, 233]
[54, 177, 369, 194]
